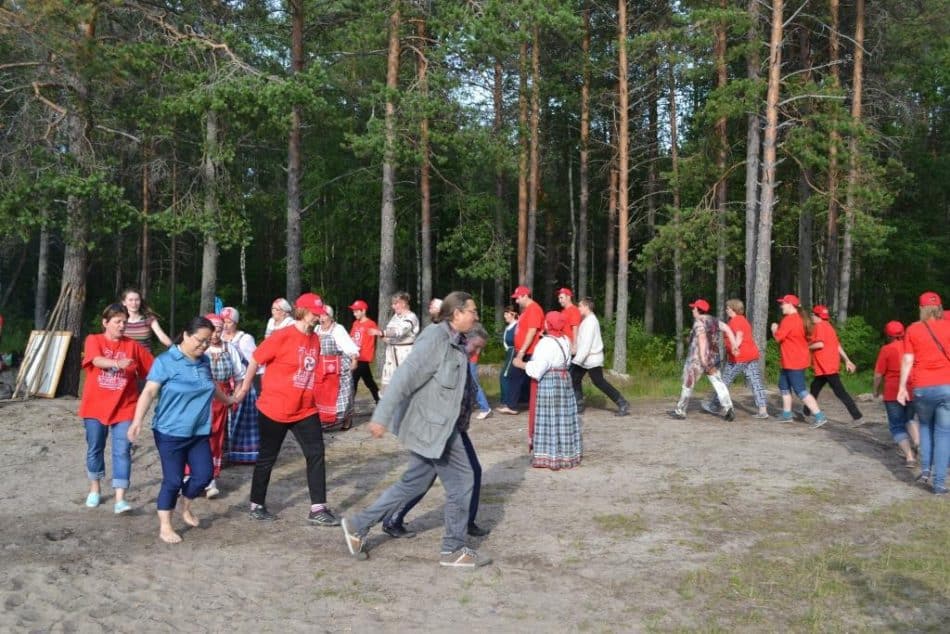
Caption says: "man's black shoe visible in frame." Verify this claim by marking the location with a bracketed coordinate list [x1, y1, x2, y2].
[467, 523, 491, 537]
[382, 523, 416, 539]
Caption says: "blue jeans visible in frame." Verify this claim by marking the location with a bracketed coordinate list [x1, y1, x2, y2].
[153, 430, 213, 510]
[913, 384, 950, 489]
[884, 401, 915, 444]
[84, 419, 132, 489]
[778, 369, 809, 400]
[470, 362, 490, 412]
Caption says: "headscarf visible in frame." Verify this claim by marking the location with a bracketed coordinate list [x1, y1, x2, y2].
[221, 306, 239, 323]
[204, 313, 224, 328]
[544, 311, 566, 337]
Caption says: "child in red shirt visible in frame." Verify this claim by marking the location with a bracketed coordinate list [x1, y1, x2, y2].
[348, 299, 381, 403]
[771, 294, 828, 427]
[805, 305, 864, 425]
[874, 321, 919, 467]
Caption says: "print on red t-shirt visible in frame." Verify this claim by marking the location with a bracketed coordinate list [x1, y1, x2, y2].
[349, 318, 378, 362]
[78, 334, 154, 424]
[254, 326, 322, 422]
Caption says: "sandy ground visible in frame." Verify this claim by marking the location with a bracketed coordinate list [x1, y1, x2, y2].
[0, 369, 939, 633]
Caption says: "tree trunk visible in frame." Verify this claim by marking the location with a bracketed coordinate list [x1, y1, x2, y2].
[525, 25, 541, 290]
[825, 0, 841, 311]
[568, 152, 575, 290]
[669, 63, 684, 361]
[605, 167, 617, 320]
[644, 60, 659, 335]
[200, 109, 220, 314]
[517, 41, 529, 284]
[744, 0, 761, 319]
[751, 0, 785, 362]
[714, 0, 728, 317]
[797, 23, 813, 306]
[377, 4, 400, 348]
[140, 144, 150, 295]
[837, 0, 864, 322]
[578, 5, 591, 300]
[34, 226, 49, 329]
[612, 0, 629, 374]
[417, 18, 433, 324]
[169, 156, 178, 336]
[493, 58, 506, 328]
[285, 0, 304, 301]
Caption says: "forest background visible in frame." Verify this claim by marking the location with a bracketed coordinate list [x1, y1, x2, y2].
[0, 0, 947, 395]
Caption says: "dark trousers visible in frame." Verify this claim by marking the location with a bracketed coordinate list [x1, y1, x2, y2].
[352, 360, 379, 403]
[504, 355, 531, 409]
[386, 430, 481, 528]
[807, 373, 863, 420]
[250, 412, 327, 506]
[153, 430, 212, 511]
[570, 364, 624, 406]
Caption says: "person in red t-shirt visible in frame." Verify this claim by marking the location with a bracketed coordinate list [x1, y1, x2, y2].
[703, 298, 769, 419]
[348, 299, 381, 404]
[771, 294, 827, 427]
[497, 285, 544, 415]
[897, 291, 950, 495]
[78, 303, 154, 514]
[805, 304, 864, 425]
[234, 293, 342, 525]
[874, 321, 919, 467]
[557, 287, 582, 353]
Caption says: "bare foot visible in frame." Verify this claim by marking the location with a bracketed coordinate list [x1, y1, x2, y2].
[159, 527, 182, 544]
[181, 509, 200, 528]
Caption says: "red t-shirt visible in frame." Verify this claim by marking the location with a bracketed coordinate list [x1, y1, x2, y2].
[727, 315, 759, 363]
[349, 318, 378, 363]
[515, 301, 545, 355]
[78, 334, 154, 424]
[561, 304, 582, 343]
[810, 320, 841, 376]
[904, 319, 950, 388]
[773, 313, 811, 370]
[253, 325, 322, 423]
[875, 340, 911, 401]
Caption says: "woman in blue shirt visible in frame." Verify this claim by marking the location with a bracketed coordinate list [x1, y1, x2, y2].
[129, 316, 236, 544]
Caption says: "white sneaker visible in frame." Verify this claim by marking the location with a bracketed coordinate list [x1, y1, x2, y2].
[205, 480, 220, 499]
[475, 409, 492, 420]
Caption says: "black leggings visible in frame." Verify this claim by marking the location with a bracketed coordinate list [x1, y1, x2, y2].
[570, 364, 623, 405]
[250, 413, 327, 506]
[352, 360, 379, 403]
[807, 373, 863, 420]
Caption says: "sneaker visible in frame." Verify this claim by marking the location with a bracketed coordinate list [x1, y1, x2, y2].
[668, 409, 687, 420]
[850, 417, 867, 427]
[700, 400, 721, 416]
[723, 407, 736, 422]
[753, 411, 771, 419]
[934, 485, 948, 496]
[915, 471, 931, 486]
[113, 500, 132, 515]
[85, 492, 101, 508]
[341, 517, 367, 560]
[809, 414, 828, 429]
[615, 400, 630, 417]
[382, 523, 416, 539]
[467, 523, 491, 537]
[439, 546, 492, 568]
[775, 411, 793, 423]
[475, 409, 493, 420]
[249, 505, 277, 521]
[205, 480, 220, 499]
[308, 508, 341, 526]
[495, 406, 519, 415]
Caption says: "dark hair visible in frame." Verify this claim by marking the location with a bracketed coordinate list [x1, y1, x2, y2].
[580, 297, 595, 312]
[174, 316, 214, 344]
[101, 303, 129, 323]
[504, 304, 518, 315]
[120, 287, 158, 318]
[391, 291, 411, 305]
[439, 291, 474, 323]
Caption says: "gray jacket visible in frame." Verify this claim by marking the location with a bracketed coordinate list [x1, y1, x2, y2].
[372, 321, 468, 459]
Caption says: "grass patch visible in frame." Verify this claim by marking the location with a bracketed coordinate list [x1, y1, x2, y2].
[593, 513, 647, 537]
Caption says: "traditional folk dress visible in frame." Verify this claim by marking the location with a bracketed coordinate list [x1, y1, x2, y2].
[226, 332, 260, 464]
[204, 341, 245, 477]
[525, 335, 582, 470]
[315, 322, 360, 430]
[381, 311, 420, 387]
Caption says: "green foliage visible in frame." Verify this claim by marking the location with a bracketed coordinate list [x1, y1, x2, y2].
[835, 315, 879, 371]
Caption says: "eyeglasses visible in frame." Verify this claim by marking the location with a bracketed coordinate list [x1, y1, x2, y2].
[462, 307, 479, 315]
[193, 335, 211, 347]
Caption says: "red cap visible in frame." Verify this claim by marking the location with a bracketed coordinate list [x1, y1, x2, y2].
[295, 292, 326, 315]
[556, 287, 573, 297]
[776, 294, 800, 307]
[511, 285, 531, 299]
[884, 321, 904, 337]
[348, 299, 368, 311]
[812, 304, 830, 320]
[688, 298, 710, 313]
[919, 291, 942, 307]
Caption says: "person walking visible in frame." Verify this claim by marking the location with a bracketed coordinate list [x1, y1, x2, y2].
[702, 298, 770, 419]
[233, 293, 341, 525]
[771, 294, 828, 428]
[315, 305, 359, 430]
[805, 305, 864, 425]
[669, 299, 738, 422]
[499, 305, 519, 408]
[348, 299, 381, 404]
[496, 286, 543, 421]
[557, 288, 582, 353]
[200, 313, 245, 497]
[898, 291, 950, 495]
[120, 287, 173, 350]
[874, 321, 919, 468]
[341, 292, 492, 567]
[570, 297, 629, 416]
[381, 291, 420, 389]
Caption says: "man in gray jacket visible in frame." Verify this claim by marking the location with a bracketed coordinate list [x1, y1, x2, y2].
[341, 291, 492, 568]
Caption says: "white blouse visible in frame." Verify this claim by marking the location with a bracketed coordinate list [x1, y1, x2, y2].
[319, 322, 360, 357]
[525, 335, 571, 380]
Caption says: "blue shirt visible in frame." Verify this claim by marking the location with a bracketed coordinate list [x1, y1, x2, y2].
[147, 345, 215, 438]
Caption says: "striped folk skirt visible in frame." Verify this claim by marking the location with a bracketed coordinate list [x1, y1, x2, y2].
[227, 387, 259, 464]
[531, 368, 582, 470]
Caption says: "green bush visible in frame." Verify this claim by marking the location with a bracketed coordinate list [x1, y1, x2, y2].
[836, 315, 879, 370]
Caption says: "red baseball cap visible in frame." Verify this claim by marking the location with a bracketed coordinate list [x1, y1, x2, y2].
[812, 304, 830, 320]
[295, 292, 326, 315]
[776, 294, 800, 307]
[556, 287, 573, 297]
[688, 298, 710, 313]
[511, 285, 531, 299]
[919, 291, 942, 307]
[348, 299, 368, 311]
[884, 321, 904, 337]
